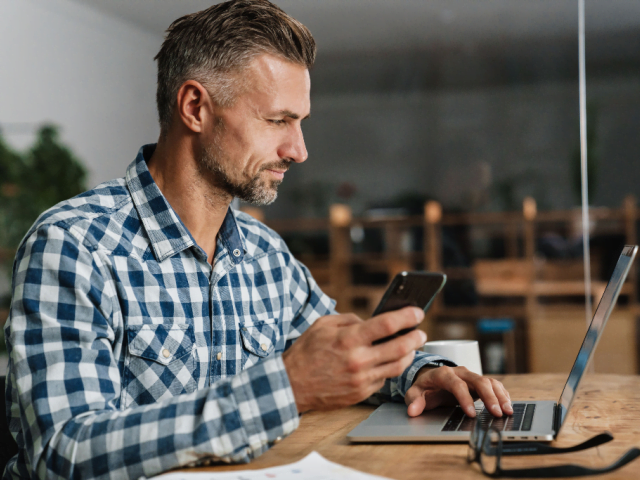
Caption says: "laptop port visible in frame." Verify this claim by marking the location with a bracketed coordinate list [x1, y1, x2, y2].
[507, 437, 515, 440]
[521, 437, 528, 439]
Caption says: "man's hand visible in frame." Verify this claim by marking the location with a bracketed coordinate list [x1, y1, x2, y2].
[283, 307, 426, 413]
[405, 366, 513, 418]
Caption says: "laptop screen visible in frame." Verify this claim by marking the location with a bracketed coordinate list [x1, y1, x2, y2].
[556, 245, 637, 432]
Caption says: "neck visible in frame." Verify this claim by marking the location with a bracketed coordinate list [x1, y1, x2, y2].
[147, 132, 232, 264]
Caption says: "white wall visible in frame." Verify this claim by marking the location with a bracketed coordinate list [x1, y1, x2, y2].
[0, 0, 161, 188]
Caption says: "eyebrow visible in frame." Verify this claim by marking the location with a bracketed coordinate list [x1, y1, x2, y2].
[273, 110, 311, 120]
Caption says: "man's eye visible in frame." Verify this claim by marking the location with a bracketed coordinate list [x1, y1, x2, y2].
[269, 119, 285, 126]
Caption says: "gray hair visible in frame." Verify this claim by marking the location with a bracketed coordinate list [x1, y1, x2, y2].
[154, 0, 316, 134]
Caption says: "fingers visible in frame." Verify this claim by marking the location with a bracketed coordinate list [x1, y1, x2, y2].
[440, 369, 478, 417]
[342, 352, 415, 406]
[451, 368, 513, 417]
[329, 312, 364, 328]
[369, 350, 416, 383]
[371, 328, 426, 365]
[413, 366, 480, 418]
[361, 307, 424, 344]
[489, 379, 513, 415]
[344, 328, 424, 375]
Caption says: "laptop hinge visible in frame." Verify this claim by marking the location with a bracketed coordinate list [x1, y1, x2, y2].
[552, 403, 559, 437]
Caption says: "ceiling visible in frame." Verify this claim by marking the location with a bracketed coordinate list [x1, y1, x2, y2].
[73, 0, 640, 54]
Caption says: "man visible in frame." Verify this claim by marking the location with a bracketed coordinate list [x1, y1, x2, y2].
[4, 1, 512, 479]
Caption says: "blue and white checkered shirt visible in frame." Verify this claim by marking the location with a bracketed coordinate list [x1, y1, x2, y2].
[4, 144, 451, 480]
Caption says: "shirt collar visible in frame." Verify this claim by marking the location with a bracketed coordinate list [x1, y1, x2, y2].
[216, 207, 247, 265]
[125, 144, 246, 264]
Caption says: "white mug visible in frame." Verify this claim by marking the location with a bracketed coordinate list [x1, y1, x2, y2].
[420, 340, 483, 376]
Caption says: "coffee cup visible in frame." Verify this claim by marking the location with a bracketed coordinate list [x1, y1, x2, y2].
[420, 340, 483, 375]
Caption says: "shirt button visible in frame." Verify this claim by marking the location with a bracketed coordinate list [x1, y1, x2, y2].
[260, 343, 268, 351]
[232, 249, 241, 257]
[216, 352, 222, 361]
[162, 349, 171, 358]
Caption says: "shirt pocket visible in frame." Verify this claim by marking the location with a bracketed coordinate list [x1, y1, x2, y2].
[123, 323, 198, 407]
[239, 315, 279, 368]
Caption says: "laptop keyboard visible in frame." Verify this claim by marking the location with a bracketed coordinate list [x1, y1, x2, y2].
[441, 403, 536, 432]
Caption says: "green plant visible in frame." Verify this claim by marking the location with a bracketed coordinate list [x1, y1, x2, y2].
[0, 124, 87, 268]
[0, 134, 25, 256]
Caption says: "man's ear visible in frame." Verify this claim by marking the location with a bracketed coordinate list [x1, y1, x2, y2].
[175, 80, 212, 134]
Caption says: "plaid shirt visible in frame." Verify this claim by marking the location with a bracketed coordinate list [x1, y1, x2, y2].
[4, 144, 451, 480]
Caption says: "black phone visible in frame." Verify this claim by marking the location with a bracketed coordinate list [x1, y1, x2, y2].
[371, 271, 446, 344]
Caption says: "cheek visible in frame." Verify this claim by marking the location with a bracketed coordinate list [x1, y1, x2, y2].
[217, 120, 282, 178]
[215, 127, 256, 177]
[245, 136, 283, 176]
[237, 155, 263, 180]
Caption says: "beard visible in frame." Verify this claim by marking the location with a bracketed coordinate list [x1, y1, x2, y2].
[199, 144, 290, 206]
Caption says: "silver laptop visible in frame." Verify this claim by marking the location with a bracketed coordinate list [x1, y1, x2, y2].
[348, 245, 637, 443]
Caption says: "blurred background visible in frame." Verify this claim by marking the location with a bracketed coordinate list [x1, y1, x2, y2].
[1, 0, 639, 375]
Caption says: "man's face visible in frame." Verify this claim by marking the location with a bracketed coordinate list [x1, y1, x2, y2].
[199, 54, 311, 205]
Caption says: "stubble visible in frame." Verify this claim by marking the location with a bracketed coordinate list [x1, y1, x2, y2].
[198, 132, 290, 206]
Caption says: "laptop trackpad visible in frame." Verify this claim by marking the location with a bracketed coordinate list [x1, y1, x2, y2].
[366, 402, 454, 426]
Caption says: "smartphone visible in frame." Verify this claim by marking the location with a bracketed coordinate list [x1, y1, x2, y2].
[371, 271, 447, 344]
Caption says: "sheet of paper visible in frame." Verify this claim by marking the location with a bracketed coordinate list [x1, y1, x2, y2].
[149, 451, 393, 480]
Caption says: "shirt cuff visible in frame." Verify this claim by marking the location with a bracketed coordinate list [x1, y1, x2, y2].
[399, 351, 458, 395]
[232, 355, 300, 459]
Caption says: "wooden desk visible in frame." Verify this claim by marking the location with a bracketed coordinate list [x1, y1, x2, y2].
[186, 374, 640, 479]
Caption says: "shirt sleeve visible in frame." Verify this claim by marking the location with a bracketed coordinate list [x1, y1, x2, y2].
[378, 351, 458, 403]
[5, 224, 299, 480]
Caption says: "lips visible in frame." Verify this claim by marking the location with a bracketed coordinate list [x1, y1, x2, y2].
[266, 169, 285, 180]
[262, 161, 290, 180]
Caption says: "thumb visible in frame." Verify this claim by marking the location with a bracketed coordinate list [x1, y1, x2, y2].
[406, 391, 427, 417]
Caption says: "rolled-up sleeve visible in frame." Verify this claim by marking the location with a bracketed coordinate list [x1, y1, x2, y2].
[365, 352, 457, 405]
[5, 224, 299, 480]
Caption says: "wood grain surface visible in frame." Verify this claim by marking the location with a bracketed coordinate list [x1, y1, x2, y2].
[179, 374, 640, 479]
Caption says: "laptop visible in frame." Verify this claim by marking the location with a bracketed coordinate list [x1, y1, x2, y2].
[348, 245, 638, 443]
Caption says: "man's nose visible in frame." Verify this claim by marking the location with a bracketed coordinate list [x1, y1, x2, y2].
[279, 124, 308, 163]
